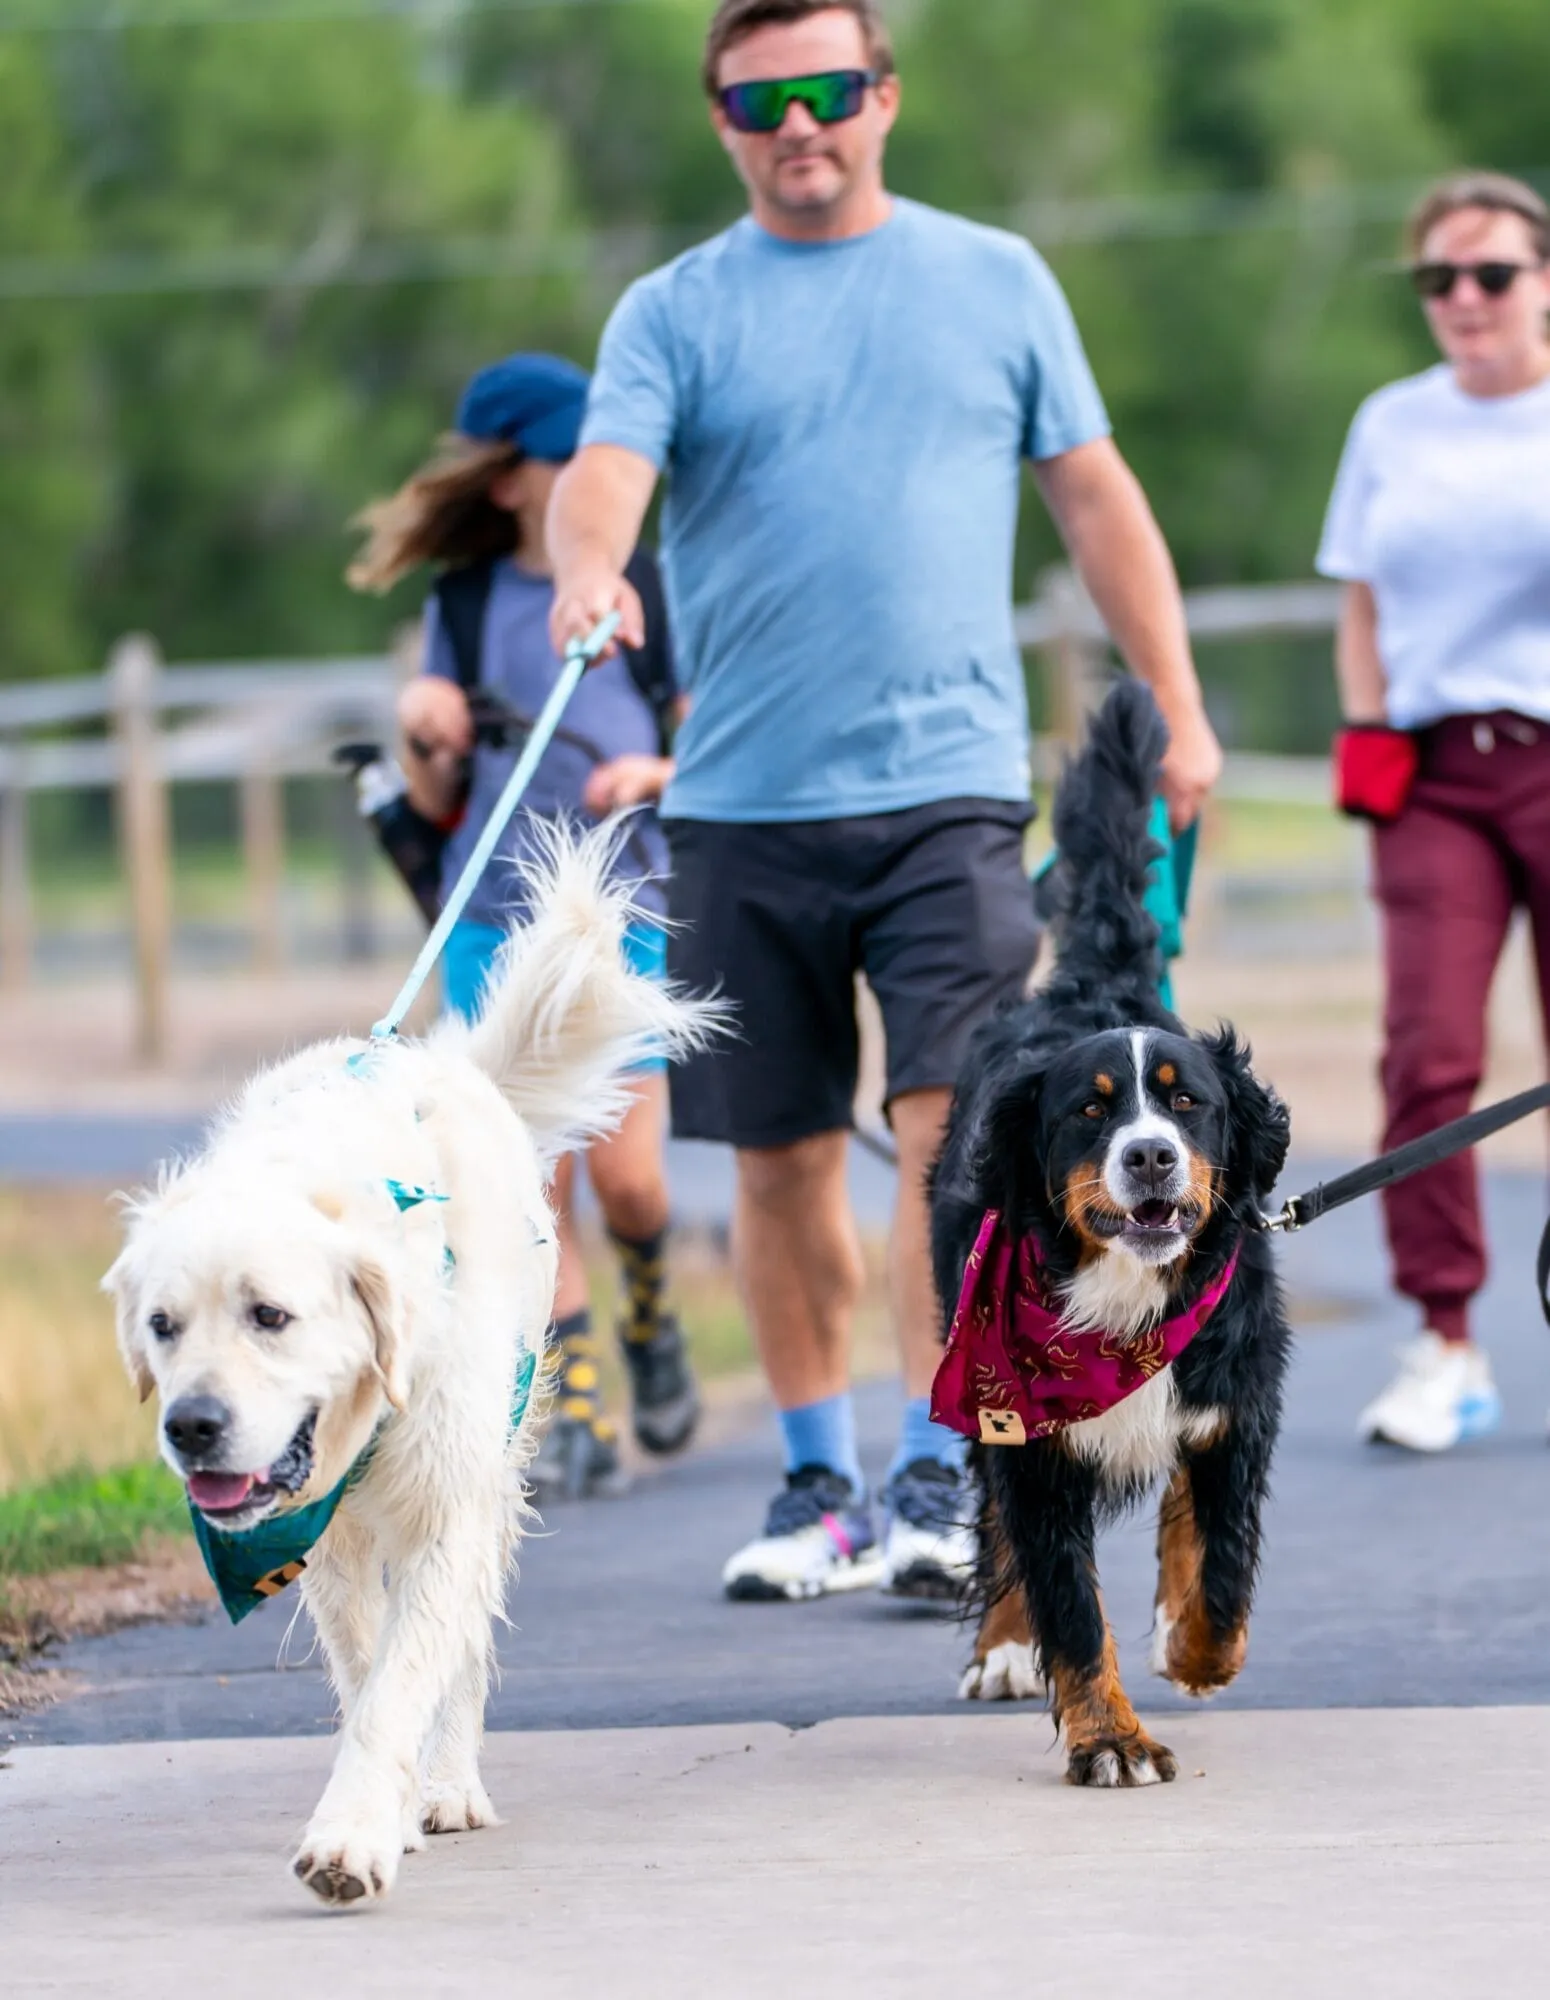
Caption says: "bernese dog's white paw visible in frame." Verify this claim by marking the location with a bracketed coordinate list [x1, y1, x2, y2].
[1065, 1732, 1177, 1788]
[1148, 1605, 1175, 1677]
[1150, 1601, 1247, 1698]
[958, 1639, 1045, 1702]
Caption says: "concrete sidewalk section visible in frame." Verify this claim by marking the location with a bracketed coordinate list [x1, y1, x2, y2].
[4, 1709, 1549, 1997]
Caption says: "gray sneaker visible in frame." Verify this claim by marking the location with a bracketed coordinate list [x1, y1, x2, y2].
[528, 1414, 630, 1501]
[619, 1313, 701, 1457]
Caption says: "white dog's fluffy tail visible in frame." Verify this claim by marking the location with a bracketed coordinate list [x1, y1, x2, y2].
[437, 818, 725, 1168]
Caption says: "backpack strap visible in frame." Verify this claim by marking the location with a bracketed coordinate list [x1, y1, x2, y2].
[621, 545, 679, 753]
[433, 557, 498, 692]
[435, 548, 675, 751]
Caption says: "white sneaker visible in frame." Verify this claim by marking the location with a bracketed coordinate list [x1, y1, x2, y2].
[721, 1466, 885, 1602]
[1357, 1333, 1501, 1452]
[879, 1458, 978, 1600]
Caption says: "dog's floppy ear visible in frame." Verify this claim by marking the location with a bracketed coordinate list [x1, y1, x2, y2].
[974, 1047, 1050, 1224]
[101, 1241, 155, 1404]
[1201, 1025, 1290, 1211]
[350, 1258, 409, 1412]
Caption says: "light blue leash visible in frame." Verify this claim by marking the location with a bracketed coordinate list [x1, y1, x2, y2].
[210, 622, 608, 1620]
[368, 612, 620, 1041]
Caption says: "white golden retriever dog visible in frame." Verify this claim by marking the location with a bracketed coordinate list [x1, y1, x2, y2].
[104, 827, 716, 1908]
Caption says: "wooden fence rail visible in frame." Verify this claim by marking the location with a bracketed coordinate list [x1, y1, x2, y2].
[0, 573, 1343, 1060]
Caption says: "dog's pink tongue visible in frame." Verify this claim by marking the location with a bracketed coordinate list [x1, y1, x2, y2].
[187, 1471, 256, 1513]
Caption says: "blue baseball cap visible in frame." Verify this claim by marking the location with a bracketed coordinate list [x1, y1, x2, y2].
[454, 352, 590, 461]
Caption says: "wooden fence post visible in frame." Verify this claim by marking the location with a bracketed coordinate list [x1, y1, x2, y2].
[0, 743, 32, 993]
[334, 764, 376, 964]
[240, 747, 285, 975]
[1036, 565, 1109, 752]
[109, 635, 172, 1064]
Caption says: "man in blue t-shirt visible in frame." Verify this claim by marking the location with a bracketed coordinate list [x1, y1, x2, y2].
[548, 0, 1222, 1606]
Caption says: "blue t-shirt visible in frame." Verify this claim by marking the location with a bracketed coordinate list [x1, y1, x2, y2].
[580, 196, 1110, 823]
[424, 561, 670, 925]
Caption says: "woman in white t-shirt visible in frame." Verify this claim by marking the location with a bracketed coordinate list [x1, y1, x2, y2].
[1317, 171, 1550, 1453]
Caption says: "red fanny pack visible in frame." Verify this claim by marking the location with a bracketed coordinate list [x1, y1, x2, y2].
[930, 1209, 1238, 1445]
[1333, 725, 1418, 823]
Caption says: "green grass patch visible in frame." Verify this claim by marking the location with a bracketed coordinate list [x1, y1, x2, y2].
[0, 1463, 189, 1580]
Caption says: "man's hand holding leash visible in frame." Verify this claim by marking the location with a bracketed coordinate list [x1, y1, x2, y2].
[548, 441, 659, 662]
[550, 564, 645, 660]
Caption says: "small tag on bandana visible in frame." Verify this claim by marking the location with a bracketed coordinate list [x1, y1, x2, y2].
[932, 1210, 1238, 1445]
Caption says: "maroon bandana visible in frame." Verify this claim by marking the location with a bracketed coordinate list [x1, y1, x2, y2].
[930, 1209, 1239, 1445]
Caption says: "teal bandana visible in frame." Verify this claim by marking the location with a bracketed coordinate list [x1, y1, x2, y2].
[192, 1347, 539, 1624]
[190, 1449, 373, 1625]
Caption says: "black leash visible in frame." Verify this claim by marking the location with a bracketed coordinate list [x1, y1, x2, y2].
[1537, 1207, 1550, 1329]
[1261, 1080, 1550, 1233]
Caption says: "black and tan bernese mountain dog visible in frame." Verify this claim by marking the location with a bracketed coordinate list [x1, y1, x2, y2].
[930, 680, 1291, 1788]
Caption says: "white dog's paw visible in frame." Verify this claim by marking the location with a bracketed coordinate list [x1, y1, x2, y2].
[958, 1639, 1045, 1703]
[419, 1775, 500, 1836]
[292, 1819, 403, 1908]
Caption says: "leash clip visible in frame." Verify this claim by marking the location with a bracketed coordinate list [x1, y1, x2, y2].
[1258, 1198, 1304, 1234]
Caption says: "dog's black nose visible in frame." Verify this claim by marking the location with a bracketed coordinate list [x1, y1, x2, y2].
[1122, 1139, 1178, 1184]
[164, 1394, 232, 1460]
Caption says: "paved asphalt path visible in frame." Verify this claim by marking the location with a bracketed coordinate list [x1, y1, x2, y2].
[9, 1126, 1550, 1748]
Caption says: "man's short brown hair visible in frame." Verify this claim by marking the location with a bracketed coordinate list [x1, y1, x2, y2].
[701, 0, 896, 97]
[1406, 170, 1550, 263]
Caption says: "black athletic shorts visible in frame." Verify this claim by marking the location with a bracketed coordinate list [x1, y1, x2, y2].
[664, 799, 1042, 1149]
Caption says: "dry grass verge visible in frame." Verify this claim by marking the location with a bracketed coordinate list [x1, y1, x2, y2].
[0, 1188, 155, 1491]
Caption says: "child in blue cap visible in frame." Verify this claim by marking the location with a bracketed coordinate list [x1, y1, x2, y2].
[349, 353, 697, 1500]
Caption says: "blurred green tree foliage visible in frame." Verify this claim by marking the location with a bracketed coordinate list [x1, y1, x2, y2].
[0, 0, 1542, 749]
[0, 38, 101, 682]
[13, 10, 583, 669]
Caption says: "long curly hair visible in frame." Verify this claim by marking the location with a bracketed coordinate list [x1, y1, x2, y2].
[347, 434, 521, 595]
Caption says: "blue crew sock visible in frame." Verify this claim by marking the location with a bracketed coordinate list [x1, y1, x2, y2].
[886, 1395, 969, 1484]
[778, 1392, 864, 1495]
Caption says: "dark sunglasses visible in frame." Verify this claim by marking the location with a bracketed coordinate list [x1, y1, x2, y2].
[1409, 259, 1540, 300]
[717, 67, 878, 135]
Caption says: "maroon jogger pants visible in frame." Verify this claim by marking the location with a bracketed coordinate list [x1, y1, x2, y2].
[1373, 712, 1550, 1342]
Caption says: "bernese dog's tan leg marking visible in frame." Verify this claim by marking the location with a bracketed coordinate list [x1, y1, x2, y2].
[1049, 1623, 1176, 1787]
[978, 1587, 1034, 1655]
[1152, 1465, 1248, 1697]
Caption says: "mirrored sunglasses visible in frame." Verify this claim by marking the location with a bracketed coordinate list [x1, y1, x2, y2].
[717, 68, 878, 135]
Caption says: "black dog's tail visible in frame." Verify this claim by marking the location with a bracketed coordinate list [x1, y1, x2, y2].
[1044, 679, 1169, 1014]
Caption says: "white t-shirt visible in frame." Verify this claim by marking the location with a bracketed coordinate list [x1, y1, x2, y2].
[1316, 363, 1550, 728]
